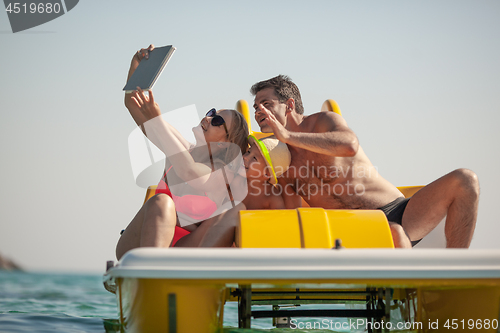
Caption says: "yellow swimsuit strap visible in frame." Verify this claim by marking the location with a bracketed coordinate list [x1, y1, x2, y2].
[248, 134, 277, 185]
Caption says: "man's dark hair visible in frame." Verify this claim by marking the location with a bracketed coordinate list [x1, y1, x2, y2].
[250, 75, 304, 115]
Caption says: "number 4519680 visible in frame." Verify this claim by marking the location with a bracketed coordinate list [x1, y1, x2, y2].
[5, 2, 62, 14]
[444, 319, 498, 330]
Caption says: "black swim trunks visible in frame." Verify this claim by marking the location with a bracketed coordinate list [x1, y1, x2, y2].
[377, 197, 422, 247]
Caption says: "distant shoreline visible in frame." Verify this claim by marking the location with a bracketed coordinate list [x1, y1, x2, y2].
[0, 253, 22, 271]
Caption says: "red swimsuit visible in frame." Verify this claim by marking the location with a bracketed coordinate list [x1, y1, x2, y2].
[155, 166, 218, 246]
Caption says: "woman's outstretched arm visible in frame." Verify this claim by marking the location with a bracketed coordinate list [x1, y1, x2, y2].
[133, 88, 234, 195]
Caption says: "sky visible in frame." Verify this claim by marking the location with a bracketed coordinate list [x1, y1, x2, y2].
[1, 0, 499, 273]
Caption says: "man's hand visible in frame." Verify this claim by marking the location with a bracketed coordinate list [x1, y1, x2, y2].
[258, 104, 290, 143]
[131, 87, 161, 121]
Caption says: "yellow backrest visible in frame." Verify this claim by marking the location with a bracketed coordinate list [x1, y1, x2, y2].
[235, 100, 252, 133]
[397, 186, 424, 198]
[143, 185, 158, 204]
[321, 99, 342, 116]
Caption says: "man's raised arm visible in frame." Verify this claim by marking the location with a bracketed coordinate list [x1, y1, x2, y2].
[261, 107, 359, 157]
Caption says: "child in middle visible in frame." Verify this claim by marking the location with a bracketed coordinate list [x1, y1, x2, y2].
[241, 134, 291, 210]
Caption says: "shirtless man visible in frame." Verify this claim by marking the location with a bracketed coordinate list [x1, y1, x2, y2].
[251, 75, 479, 248]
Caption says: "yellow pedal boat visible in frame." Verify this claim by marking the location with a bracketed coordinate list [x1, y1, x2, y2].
[104, 100, 500, 333]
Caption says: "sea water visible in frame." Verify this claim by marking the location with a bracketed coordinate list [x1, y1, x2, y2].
[0, 271, 415, 332]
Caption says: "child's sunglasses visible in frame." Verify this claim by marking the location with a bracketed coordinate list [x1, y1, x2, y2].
[206, 108, 228, 136]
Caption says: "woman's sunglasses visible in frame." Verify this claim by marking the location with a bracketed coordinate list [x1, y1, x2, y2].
[206, 108, 228, 136]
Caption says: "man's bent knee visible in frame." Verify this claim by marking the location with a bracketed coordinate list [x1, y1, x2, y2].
[451, 168, 480, 197]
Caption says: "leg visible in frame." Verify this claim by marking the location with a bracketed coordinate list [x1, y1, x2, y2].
[389, 222, 411, 248]
[401, 169, 479, 248]
[200, 203, 246, 247]
[174, 203, 246, 247]
[172, 217, 217, 247]
[116, 193, 177, 259]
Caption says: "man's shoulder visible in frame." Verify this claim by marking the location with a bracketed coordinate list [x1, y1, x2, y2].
[301, 111, 346, 132]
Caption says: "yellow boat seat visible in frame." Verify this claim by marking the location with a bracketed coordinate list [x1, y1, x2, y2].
[237, 208, 395, 249]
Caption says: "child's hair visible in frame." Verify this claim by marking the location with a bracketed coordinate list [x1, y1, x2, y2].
[248, 135, 291, 184]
